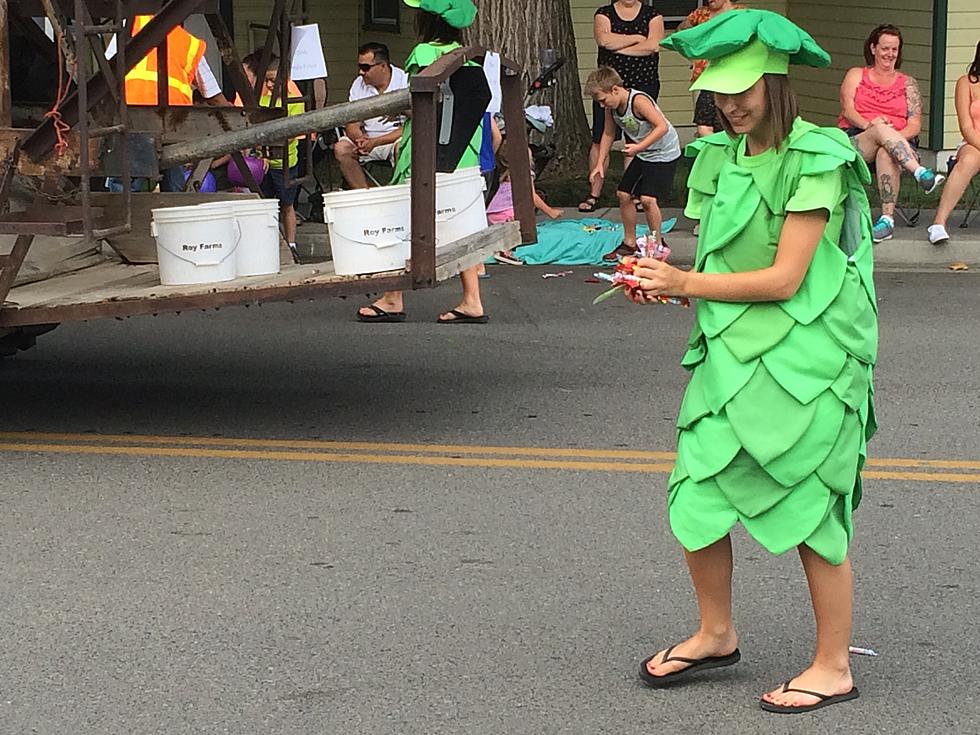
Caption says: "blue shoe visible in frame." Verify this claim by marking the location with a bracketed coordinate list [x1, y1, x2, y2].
[872, 216, 894, 243]
[916, 169, 945, 195]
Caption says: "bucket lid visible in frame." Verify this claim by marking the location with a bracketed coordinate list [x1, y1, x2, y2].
[152, 203, 234, 222]
[322, 182, 411, 208]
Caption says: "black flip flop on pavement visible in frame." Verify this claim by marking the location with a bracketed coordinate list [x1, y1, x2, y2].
[638, 645, 741, 688]
[759, 682, 859, 714]
[356, 305, 406, 323]
[436, 309, 489, 324]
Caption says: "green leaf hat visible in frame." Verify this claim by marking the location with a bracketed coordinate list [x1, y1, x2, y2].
[661, 9, 831, 94]
[402, 0, 477, 29]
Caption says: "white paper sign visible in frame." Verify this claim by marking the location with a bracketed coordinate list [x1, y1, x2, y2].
[290, 24, 328, 81]
[483, 51, 502, 114]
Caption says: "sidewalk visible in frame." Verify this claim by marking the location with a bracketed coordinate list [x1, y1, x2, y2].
[565, 206, 980, 269]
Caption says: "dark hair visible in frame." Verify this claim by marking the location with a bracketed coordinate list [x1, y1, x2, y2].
[970, 41, 980, 83]
[863, 24, 903, 69]
[715, 74, 799, 150]
[414, 10, 462, 45]
[358, 42, 390, 64]
[242, 50, 279, 75]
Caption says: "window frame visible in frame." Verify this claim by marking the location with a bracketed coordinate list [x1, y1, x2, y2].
[363, 0, 401, 33]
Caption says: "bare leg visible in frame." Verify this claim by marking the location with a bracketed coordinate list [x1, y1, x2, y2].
[438, 266, 485, 320]
[581, 143, 604, 206]
[935, 145, 980, 226]
[644, 536, 738, 677]
[617, 190, 638, 245]
[875, 146, 900, 220]
[762, 545, 854, 708]
[640, 195, 663, 244]
[334, 138, 370, 190]
[282, 203, 297, 245]
[853, 122, 921, 176]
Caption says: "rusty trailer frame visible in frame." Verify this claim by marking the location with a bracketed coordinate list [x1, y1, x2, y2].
[0, 0, 534, 334]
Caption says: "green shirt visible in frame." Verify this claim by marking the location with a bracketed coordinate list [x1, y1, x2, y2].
[390, 41, 483, 185]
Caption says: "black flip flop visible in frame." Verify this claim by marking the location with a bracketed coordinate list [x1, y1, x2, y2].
[357, 304, 406, 323]
[638, 645, 741, 688]
[759, 682, 859, 714]
[578, 195, 599, 213]
[436, 309, 489, 324]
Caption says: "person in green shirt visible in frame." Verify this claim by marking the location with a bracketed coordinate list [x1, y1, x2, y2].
[627, 10, 877, 714]
[357, 0, 489, 324]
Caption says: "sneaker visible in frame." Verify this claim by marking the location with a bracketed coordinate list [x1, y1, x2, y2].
[916, 169, 946, 195]
[927, 223, 950, 246]
[872, 216, 894, 243]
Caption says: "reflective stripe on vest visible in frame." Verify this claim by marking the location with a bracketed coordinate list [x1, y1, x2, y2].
[124, 15, 206, 106]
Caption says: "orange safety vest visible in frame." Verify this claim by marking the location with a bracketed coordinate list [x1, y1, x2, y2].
[124, 14, 206, 106]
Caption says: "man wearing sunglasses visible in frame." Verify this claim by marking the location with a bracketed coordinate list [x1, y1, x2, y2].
[334, 43, 409, 189]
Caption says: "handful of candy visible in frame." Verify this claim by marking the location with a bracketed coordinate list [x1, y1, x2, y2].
[592, 235, 691, 307]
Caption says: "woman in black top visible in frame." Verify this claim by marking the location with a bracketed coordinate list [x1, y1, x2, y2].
[580, 0, 664, 212]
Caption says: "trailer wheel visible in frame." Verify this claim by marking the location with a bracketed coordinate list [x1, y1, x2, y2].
[0, 325, 59, 359]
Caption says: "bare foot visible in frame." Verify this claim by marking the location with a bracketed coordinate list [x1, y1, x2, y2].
[761, 663, 853, 709]
[644, 629, 738, 678]
[358, 294, 403, 318]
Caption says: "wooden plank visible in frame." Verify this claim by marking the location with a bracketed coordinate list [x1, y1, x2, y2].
[0, 223, 522, 325]
[434, 222, 520, 282]
[91, 191, 262, 264]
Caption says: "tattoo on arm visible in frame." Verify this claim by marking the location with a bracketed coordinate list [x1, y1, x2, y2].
[884, 139, 913, 168]
[906, 78, 923, 118]
[878, 173, 896, 205]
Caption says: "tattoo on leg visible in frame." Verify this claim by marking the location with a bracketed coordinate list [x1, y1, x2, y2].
[884, 139, 912, 167]
[879, 173, 896, 205]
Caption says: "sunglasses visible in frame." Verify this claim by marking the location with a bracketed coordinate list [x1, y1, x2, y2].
[358, 62, 383, 72]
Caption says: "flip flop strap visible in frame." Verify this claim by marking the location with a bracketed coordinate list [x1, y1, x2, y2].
[661, 645, 705, 665]
[781, 682, 832, 701]
[366, 304, 390, 317]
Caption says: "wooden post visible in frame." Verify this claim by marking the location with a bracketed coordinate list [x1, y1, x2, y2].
[0, 235, 35, 306]
[410, 90, 438, 289]
[0, 0, 11, 127]
[501, 68, 536, 245]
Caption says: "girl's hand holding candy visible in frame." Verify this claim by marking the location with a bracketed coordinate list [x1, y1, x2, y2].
[631, 257, 691, 298]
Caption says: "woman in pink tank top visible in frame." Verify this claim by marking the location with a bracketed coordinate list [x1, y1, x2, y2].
[930, 41, 980, 244]
[838, 24, 944, 243]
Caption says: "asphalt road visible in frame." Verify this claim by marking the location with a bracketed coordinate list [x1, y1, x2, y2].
[1, 268, 978, 734]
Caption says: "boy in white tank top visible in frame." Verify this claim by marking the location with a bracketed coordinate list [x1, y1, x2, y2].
[587, 66, 682, 261]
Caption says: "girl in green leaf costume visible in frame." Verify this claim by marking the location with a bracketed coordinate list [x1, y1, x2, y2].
[630, 11, 877, 714]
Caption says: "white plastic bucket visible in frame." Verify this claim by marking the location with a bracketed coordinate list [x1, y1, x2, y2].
[150, 204, 240, 285]
[322, 183, 412, 276]
[199, 199, 281, 277]
[434, 166, 488, 250]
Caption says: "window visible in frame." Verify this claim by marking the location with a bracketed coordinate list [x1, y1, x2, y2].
[651, 0, 701, 26]
[365, 0, 400, 32]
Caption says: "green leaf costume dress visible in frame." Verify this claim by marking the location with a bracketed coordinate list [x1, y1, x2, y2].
[390, 41, 483, 185]
[667, 119, 878, 566]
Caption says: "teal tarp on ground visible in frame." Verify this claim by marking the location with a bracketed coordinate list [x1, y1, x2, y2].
[505, 217, 676, 266]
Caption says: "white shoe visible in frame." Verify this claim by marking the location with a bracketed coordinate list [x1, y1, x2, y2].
[927, 224, 950, 246]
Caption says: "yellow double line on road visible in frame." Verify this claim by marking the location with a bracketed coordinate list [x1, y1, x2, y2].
[0, 431, 979, 484]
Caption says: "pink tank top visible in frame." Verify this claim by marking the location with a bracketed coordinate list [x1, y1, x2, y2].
[838, 67, 909, 131]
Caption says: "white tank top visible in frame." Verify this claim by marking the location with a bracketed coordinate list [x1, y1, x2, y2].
[612, 89, 681, 163]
